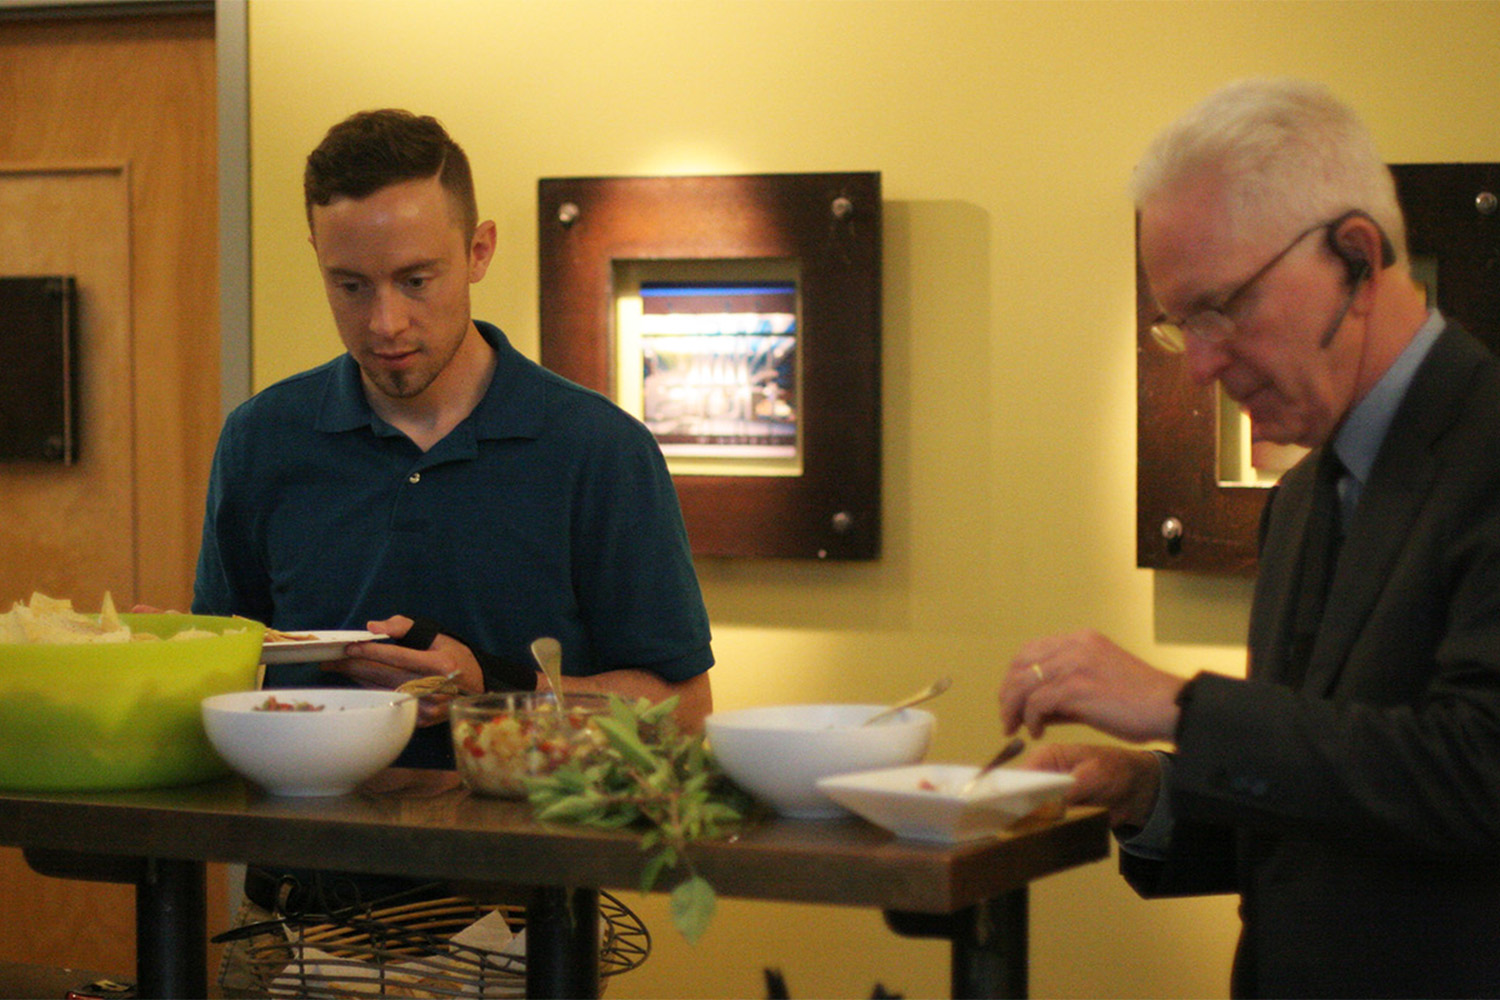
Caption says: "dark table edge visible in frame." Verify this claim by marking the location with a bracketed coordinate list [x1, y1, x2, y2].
[0, 775, 1111, 914]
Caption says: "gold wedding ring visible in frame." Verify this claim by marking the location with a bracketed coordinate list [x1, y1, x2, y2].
[1029, 663, 1045, 682]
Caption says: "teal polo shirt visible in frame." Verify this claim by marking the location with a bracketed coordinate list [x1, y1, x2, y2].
[194, 321, 713, 766]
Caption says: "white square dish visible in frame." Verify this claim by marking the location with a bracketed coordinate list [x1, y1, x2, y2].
[816, 763, 1075, 843]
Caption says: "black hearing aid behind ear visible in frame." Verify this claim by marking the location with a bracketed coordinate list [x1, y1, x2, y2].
[1326, 209, 1396, 287]
[1326, 227, 1370, 286]
[1317, 209, 1396, 349]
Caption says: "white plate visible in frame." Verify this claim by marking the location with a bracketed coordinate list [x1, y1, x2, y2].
[261, 630, 389, 664]
[816, 763, 1074, 843]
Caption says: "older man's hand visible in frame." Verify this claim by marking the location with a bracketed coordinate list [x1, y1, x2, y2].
[999, 629, 1187, 743]
[1023, 742, 1163, 829]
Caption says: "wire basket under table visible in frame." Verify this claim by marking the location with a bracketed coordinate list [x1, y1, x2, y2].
[241, 892, 650, 998]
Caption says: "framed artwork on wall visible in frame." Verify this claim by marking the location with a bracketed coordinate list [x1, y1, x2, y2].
[539, 172, 882, 559]
[0, 275, 77, 464]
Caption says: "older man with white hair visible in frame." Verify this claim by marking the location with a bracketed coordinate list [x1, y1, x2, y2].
[1000, 78, 1500, 998]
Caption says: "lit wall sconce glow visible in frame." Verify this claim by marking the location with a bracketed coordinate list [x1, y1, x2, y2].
[634, 145, 747, 178]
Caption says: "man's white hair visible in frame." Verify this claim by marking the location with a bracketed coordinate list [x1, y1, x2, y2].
[1131, 78, 1406, 260]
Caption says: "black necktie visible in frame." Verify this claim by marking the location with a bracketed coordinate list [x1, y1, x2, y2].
[1288, 448, 1346, 687]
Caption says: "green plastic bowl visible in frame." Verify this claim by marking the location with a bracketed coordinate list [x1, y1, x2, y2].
[0, 613, 265, 791]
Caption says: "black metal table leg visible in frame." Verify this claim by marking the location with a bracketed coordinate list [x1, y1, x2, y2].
[886, 887, 1029, 999]
[135, 858, 207, 1000]
[23, 849, 207, 999]
[525, 885, 601, 999]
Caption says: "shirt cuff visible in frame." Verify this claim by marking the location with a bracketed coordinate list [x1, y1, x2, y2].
[1116, 751, 1175, 860]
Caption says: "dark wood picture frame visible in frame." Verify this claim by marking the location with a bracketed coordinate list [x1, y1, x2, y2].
[0, 275, 77, 464]
[539, 172, 882, 559]
[1137, 163, 1500, 573]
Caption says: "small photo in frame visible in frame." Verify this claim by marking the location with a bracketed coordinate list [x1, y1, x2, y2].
[614, 259, 802, 477]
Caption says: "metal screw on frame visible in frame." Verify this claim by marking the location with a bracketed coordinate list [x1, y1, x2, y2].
[1161, 516, 1184, 556]
[1477, 191, 1498, 217]
[831, 196, 854, 220]
[558, 202, 581, 227]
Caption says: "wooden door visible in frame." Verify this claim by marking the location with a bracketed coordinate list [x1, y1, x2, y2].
[0, 7, 227, 978]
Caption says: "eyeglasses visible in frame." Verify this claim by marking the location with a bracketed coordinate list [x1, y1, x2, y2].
[1149, 218, 1333, 354]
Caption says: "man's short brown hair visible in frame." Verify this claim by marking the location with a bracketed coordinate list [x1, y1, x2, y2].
[304, 109, 478, 236]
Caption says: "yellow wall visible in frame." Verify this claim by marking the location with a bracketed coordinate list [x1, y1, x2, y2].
[246, 1, 1500, 996]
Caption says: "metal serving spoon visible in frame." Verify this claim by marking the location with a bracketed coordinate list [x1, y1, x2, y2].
[958, 735, 1028, 796]
[394, 668, 463, 699]
[530, 636, 565, 711]
[861, 676, 952, 726]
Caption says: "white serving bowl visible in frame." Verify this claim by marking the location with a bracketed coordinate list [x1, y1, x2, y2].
[817, 763, 1074, 843]
[201, 688, 417, 797]
[705, 704, 935, 819]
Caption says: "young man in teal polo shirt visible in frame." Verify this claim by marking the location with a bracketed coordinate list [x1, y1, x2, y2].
[199, 113, 715, 989]
[194, 109, 714, 768]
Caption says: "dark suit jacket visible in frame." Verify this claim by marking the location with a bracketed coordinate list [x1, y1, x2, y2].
[1123, 324, 1500, 998]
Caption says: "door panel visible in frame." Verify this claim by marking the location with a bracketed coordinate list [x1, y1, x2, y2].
[0, 9, 226, 979]
[0, 9, 220, 611]
[0, 167, 134, 601]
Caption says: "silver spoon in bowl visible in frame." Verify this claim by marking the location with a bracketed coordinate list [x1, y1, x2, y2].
[861, 676, 952, 726]
[958, 735, 1028, 796]
[530, 636, 566, 711]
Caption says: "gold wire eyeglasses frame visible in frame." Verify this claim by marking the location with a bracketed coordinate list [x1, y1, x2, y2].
[1148, 218, 1337, 354]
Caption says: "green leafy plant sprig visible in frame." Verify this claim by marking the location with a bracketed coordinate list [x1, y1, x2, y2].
[523, 694, 756, 943]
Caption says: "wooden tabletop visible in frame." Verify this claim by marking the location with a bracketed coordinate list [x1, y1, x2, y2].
[0, 769, 1109, 914]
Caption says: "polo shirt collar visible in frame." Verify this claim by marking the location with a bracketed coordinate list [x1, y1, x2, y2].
[467, 321, 546, 441]
[314, 320, 545, 441]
